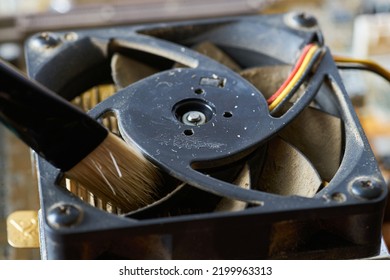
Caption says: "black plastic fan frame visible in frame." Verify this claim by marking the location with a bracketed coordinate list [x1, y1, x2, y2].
[25, 13, 387, 259]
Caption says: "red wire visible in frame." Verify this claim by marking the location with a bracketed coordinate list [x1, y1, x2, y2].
[267, 43, 314, 105]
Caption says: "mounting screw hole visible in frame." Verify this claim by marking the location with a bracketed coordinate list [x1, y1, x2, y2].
[184, 129, 194, 136]
[194, 88, 204, 94]
[223, 111, 233, 118]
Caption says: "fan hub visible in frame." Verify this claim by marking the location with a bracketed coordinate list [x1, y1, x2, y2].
[107, 68, 270, 169]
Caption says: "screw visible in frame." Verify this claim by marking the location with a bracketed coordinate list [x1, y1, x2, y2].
[47, 204, 82, 228]
[182, 111, 206, 126]
[31, 32, 61, 50]
[330, 192, 346, 203]
[351, 179, 383, 200]
[293, 12, 317, 28]
[64, 32, 78, 41]
[187, 112, 202, 122]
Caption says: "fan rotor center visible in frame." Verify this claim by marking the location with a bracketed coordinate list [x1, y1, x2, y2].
[182, 111, 206, 126]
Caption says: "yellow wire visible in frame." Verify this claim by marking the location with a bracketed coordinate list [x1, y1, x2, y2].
[333, 55, 390, 82]
[268, 44, 320, 111]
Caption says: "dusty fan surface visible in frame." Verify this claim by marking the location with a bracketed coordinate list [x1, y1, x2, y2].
[25, 15, 386, 259]
[105, 40, 342, 216]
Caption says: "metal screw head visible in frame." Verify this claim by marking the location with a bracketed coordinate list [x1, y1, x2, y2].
[351, 178, 383, 200]
[64, 32, 78, 41]
[31, 32, 61, 50]
[47, 204, 82, 228]
[293, 12, 317, 28]
[182, 111, 206, 126]
[187, 112, 202, 122]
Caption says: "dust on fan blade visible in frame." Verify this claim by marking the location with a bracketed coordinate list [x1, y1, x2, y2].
[278, 106, 343, 183]
[255, 137, 322, 197]
[213, 111, 340, 200]
[109, 38, 198, 86]
[173, 41, 242, 71]
[251, 104, 342, 197]
[111, 54, 159, 89]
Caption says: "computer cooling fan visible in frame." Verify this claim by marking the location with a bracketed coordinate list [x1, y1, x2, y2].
[25, 13, 387, 259]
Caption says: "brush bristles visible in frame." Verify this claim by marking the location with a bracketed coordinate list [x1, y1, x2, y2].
[66, 133, 161, 212]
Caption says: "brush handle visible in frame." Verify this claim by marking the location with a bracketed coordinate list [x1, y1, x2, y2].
[0, 60, 108, 171]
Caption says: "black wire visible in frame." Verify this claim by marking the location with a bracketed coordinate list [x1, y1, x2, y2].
[336, 63, 390, 84]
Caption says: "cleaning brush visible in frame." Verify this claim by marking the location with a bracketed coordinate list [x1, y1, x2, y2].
[0, 60, 161, 212]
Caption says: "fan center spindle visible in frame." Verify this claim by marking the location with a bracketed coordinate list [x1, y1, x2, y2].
[182, 111, 206, 126]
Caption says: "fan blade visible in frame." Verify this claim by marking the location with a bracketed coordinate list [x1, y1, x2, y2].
[215, 163, 250, 212]
[172, 41, 241, 70]
[278, 106, 342, 182]
[255, 137, 322, 197]
[111, 53, 159, 89]
[191, 41, 242, 71]
[239, 65, 291, 99]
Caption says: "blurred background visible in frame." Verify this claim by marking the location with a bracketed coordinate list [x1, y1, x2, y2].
[0, 0, 390, 259]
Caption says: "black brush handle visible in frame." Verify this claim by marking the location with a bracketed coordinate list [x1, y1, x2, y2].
[0, 60, 108, 171]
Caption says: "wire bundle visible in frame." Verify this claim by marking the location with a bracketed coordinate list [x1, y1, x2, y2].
[334, 56, 390, 83]
[267, 43, 322, 112]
